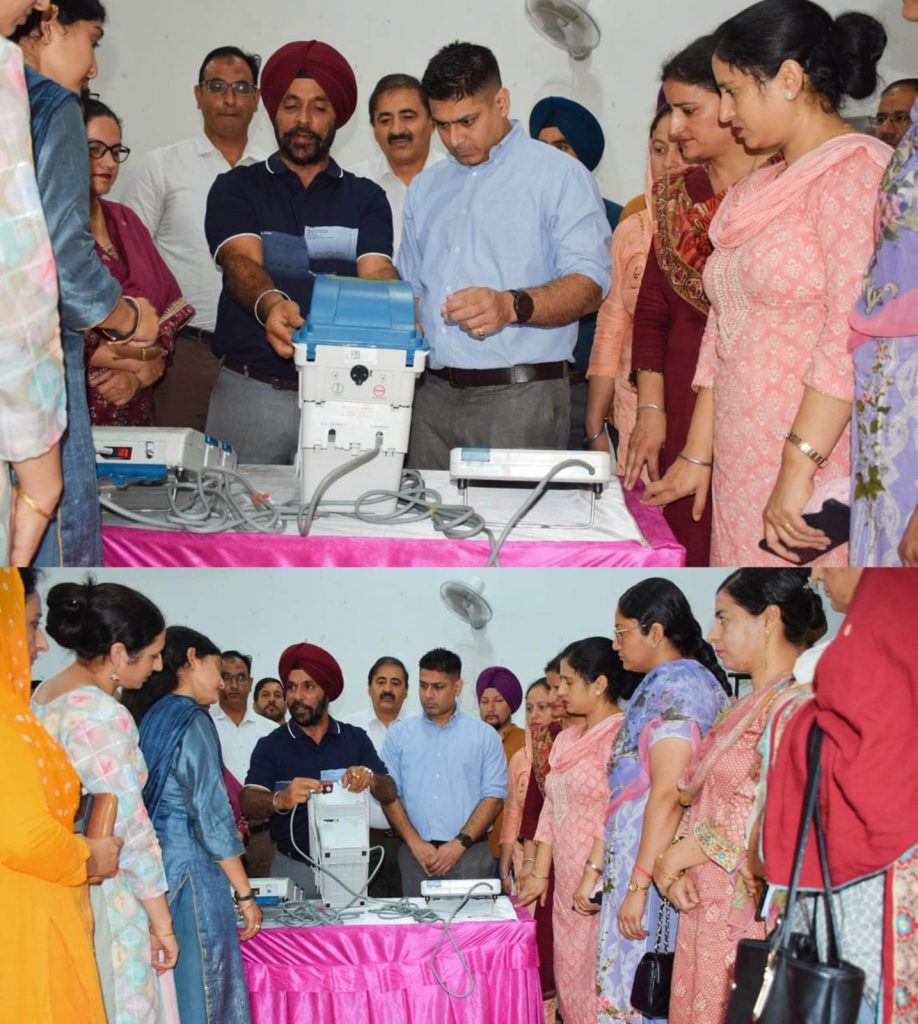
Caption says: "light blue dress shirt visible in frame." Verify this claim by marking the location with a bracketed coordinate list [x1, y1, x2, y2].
[398, 119, 612, 370]
[381, 708, 508, 841]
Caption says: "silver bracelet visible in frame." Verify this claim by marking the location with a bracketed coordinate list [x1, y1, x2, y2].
[677, 451, 713, 468]
[584, 425, 606, 445]
[637, 403, 665, 414]
[254, 288, 291, 327]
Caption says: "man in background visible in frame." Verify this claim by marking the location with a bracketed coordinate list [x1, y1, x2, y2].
[254, 676, 286, 723]
[123, 45, 265, 431]
[344, 656, 410, 896]
[350, 74, 443, 260]
[875, 78, 918, 148]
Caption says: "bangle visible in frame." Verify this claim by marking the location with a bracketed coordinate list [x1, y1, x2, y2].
[637, 403, 665, 414]
[677, 451, 713, 468]
[234, 891, 256, 904]
[100, 295, 141, 343]
[530, 871, 548, 881]
[254, 288, 291, 327]
[584, 858, 602, 874]
[522, 857, 536, 865]
[655, 853, 686, 884]
[272, 791, 287, 814]
[150, 929, 174, 937]
[626, 879, 651, 893]
[584, 425, 606, 445]
[632, 865, 653, 881]
[14, 484, 54, 522]
[785, 431, 828, 469]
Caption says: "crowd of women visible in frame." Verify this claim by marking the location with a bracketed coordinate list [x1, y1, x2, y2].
[504, 567, 917, 1024]
[2, 564, 917, 1024]
[0, 0, 915, 568]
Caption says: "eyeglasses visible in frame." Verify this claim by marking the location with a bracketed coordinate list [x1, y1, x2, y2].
[200, 78, 257, 97]
[87, 140, 131, 163]
[874, 112, 912, 127]
[613, 626, 637, 639]
[220, 671, 250, 685]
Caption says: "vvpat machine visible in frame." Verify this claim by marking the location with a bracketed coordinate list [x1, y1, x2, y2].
[293, 276, 428, 514]
[307, 779, 371, 908]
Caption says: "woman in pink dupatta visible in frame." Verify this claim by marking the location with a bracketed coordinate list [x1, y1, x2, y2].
[585, 106, 685, 473]
[644, 0, 891, 566]
[656, 569, 827, 1024]
[518, 638, 636, 1024]
[82, 98, 193, 426]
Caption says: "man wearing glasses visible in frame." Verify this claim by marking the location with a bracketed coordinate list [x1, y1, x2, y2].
[874, 78, 918, 149]
[122, 46, 266, 432]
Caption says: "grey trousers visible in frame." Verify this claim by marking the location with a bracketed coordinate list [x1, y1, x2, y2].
[205, 365, 299, 465]
[406, 373, 570, 471]
[397, 840, 496, 898]
[270, 849, 319, 899]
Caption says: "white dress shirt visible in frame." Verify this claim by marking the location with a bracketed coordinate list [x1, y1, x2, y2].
[121, 134, 266, 331]
[348, 148, 443, 262]
[342, 705, 405, 830]
[209, 703, 277, 787]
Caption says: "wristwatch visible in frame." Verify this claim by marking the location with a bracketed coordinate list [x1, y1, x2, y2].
[455, 831, 475, 849]
[508, 289, 534, 324]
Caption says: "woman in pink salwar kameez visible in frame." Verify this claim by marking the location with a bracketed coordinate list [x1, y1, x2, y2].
[518, 638, 639, 1024]
[655, 568, 827, 1024]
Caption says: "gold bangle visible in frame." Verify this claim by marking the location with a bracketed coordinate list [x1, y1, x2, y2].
[14, 484, 54, 521]
[584, 858, 602, 874]
[785, 431, 828, 469]
[530, 871, 548, 881]
[676, 451, 713, 468]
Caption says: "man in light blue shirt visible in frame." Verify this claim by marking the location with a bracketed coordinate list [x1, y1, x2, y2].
[398, 42, 612, 469]
[381, 648, 507, 896]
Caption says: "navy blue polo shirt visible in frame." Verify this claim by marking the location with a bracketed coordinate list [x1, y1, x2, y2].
[245, 716, 388, 858]
[204, 154, 393, 379]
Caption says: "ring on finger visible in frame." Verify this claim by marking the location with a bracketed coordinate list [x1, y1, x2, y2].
[782, 521, 795, 533]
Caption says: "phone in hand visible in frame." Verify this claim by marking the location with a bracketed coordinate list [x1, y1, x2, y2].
[758, 498, 850, 564]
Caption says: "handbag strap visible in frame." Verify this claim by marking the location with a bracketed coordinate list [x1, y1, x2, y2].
[811, 735, 845, 965]
[654, 897, 672, 952]
[774, 721, 824, 952]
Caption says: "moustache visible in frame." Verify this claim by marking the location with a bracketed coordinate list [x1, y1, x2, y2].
[388, 133, 413, 144]
[284, 129, 322, 145]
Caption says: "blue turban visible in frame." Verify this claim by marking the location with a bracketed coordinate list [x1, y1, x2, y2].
[529, 96, 605, 171]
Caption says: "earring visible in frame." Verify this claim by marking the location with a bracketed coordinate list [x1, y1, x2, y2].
[763, 628, 772, 670]
[784, 89, 795, 101]
[109, 672, 120, 683]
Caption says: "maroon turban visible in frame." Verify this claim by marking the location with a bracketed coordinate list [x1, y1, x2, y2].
[260, 40, 357, 127]
[475, 666, 523, 714]
[278, 643, 344, 702]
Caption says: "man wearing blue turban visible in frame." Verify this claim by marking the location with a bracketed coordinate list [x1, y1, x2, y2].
[529, 96, 623, 451]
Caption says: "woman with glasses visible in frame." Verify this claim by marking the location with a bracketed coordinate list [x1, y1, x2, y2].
[82, 97, 193, 426]
[585, 578, 730, 1022]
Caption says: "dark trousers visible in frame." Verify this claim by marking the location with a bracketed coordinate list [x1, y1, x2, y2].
[397, 840, 496, 898]
[369, 830, 404, 899]
[153, 332, 221, 432]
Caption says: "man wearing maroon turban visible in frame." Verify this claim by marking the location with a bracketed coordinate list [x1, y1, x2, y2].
[476, 666, 526, 863]
[204, 39, 399, 465]
[241, 641, 396, 895]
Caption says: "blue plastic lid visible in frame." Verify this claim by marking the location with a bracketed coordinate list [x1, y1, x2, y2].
[294, 275, 427, 364]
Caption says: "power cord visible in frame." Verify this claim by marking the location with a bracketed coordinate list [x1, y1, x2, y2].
[276, 803, 489, 998]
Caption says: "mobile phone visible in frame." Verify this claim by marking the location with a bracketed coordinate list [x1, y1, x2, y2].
[758, 498, 850, 564]
[589, 891, 603, 906]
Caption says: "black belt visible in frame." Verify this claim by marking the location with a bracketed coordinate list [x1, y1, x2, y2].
[568, 370, 588, 386]
[179, 326, 215, 344]
[427, 361, 568, 388]
[223, 356, 298, 392]
[370, 827, 400, 839]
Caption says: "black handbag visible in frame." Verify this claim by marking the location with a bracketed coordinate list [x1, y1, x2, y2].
[725, 724, 866, 1024]
[630, 896, 674, 1017]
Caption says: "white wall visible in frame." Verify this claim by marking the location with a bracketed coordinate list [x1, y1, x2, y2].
[100, 0, 913, 205]
[32, 568, 844, 721]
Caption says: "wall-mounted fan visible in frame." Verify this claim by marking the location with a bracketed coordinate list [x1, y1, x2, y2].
[524, 0, 601, 61]
[439, 578, 493, 631]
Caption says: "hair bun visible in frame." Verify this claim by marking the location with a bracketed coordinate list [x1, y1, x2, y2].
[45, 581, 91, 650]
[815, 12, 886, 102]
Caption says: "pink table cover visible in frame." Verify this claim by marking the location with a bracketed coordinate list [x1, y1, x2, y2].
[241, 906, 542, 1024]
[102, 482, 684, 567]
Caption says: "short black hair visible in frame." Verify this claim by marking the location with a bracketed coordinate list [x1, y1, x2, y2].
[369, 73, 429, 121]
[367, 656, 409, 685]
[422, 42, 501, 102]
[12, 0, 106, 42]
[661, 34, 717, 93]
[419, 647, 461, 678]
[82, 96, 121, 129]
[198, 46, 261, 86]
[253, 677, 282, 700]
[221, 650, 252, 673]
[883, 78, 918, 96]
